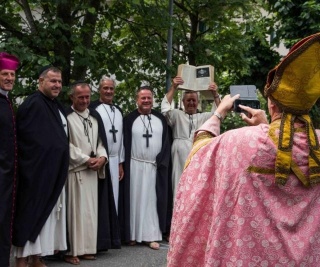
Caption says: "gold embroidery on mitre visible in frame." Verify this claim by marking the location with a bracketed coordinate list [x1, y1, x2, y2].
[247, 166, 274, 174]
[265, 34, 320, 115]
[246, 121, 280, 178]
[249, 118, 320, 187]
[300, 115, 320, 185]
[274, 113, 294, 185]
[276, 113, 320, 186]
[262, 33, 320, 187]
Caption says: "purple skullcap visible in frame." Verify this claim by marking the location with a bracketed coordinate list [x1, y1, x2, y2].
[0, 52, 19, 71]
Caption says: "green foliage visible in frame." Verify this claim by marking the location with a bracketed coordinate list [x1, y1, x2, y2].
[0, 0, 281, 123]
[265, 0, 320, 124]
[266, 0, 320, 47]
[1, 0, 319, 154]
[222, 112, 247, 133]
[310, 102, 320, 129]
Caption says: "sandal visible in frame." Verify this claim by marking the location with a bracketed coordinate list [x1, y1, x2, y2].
[29, 256, 47, 267]
[15, 257, 29, 267]
[79, 254, 97, 260]
[64, 256, 80, 265]
[148, 241, 160, 250]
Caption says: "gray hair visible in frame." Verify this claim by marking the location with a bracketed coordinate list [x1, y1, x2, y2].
[69, 81, 91, 96]
[98, 75, 116, 90]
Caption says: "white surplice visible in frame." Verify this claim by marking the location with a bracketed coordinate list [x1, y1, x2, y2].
[161, 95, 216, 198]
[66, 110, 107, 256]
[96, 104, 124, 213]
[130, 114, 163, 242]
[13, 110, 68, 258]
[13, 191, 67, 257]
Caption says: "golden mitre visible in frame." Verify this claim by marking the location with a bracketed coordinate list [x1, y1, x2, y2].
[264, 33, 320, 186]
[265, 33, 320, 114]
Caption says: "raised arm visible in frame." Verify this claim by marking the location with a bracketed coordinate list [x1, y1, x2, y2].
[196, 94, 240, 137]
[161, 76, 184, 114]
[207, 82, 220, 110]
[166, 76, 184, 104]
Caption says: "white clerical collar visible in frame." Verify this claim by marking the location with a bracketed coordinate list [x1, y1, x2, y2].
[0, 88, 9, 97]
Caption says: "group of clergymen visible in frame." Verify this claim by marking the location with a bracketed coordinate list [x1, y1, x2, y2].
[3, 32, 320, 267]
[0, 51, 221, 267]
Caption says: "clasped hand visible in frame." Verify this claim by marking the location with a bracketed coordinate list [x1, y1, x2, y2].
[86, 157, 106, 171]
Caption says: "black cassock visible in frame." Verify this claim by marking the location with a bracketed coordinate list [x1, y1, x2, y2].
[0, 93, 17, 266]
[13, 91, 69, 246]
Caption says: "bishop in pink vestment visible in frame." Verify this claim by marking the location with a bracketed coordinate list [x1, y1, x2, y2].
[168, 33, 320, 266]
[168, 118, 320, 266]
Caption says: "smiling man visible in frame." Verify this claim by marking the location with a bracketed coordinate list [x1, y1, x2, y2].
[120, 86, 170, 250]
[161, 76, 220, 199]
[90, 76, 124, 216]
[0, 52, 19, 267]
[90, 76, 124, 252]
[13, 66, 69, 267]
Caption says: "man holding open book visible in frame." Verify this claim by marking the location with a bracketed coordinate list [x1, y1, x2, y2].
[161, 76, 220, 200]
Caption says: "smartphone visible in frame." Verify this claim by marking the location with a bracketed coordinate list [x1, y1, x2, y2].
[230, 85, 260, 112]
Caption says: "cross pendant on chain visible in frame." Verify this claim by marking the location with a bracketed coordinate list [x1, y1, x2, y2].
[109, 125, 118, 143]
[142, 129, 152, 147]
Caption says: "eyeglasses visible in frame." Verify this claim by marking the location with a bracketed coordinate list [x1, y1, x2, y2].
[103, 86, 114, 90]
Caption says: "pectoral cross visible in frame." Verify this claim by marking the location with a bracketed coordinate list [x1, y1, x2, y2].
[109, 125, 118, 143]
[143, 129, 152, 147]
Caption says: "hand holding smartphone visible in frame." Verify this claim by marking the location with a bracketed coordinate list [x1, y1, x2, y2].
[230, 85, 260, 112]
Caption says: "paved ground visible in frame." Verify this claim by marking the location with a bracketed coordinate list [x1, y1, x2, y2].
[10, 241, 168, 267]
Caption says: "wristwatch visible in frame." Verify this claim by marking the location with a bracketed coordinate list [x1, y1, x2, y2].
[213, 111, 224, 122]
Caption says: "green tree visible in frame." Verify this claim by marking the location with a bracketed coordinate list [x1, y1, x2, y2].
[170, 1, 276, 91]
[107, 0, 277, 116]
[0, 0, 279, 123]
[265, 0, 320, 127]
[0, 0, 108, 103]
[0, 0, 173, 109]
[266, 0, 320, 47]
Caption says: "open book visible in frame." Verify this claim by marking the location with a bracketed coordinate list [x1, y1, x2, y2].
[177, 64, 214, 91]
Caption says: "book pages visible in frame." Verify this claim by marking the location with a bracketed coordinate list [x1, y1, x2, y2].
[177, 64, 214, 91]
